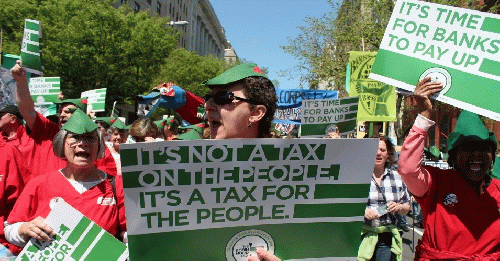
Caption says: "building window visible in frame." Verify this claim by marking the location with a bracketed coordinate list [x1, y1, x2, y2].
[134, 2, 140, 12]
[157, 1, 161, 14]
[147, 0, 151, 5]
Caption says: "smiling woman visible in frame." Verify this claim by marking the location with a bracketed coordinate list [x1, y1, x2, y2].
[4, 109, 127, 255]
[398, 77, 500, 260]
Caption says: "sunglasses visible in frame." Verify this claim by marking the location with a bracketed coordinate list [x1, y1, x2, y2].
[204, 91, 256, 106]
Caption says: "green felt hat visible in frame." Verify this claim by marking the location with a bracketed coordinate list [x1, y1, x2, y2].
[176, 129, 202, 140]
[94, 117, 116, 126]
[110, 118, 128, 130]
[204, 63, 267, 87]
[55, 97, 88, 111]
[62, 108, 98, 134]
[447, 110, 497, 153]
[179, 123, 206, 135]
[155, 116, 181, 130]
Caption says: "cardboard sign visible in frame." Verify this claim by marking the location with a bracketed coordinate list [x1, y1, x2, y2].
[349, 51, 397, 122]
[370, 0, 500, 120]
[28, 77, 60, 105]
[21, 19, 43, 75]
[16, 199, 128, 261]
[81, 88, 107, 112]
[121, 138, 378, 261]
[301, 97, 359, 137]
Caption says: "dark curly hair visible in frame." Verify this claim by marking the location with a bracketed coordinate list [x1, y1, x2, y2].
[379, 135, 395, 168]
[222, 76, 277, 138]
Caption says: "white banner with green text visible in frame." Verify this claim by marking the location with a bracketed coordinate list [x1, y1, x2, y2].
[370, 0, 500, 120]
[81, 88, 107, 112]
[29, 77, 60, 105]
[121, 138, 378, 261]
[301, 97, 359, 137]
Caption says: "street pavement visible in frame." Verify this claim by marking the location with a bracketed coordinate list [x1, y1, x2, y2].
[401, 215, 424, 261]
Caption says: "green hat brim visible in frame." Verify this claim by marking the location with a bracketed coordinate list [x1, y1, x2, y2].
[447, 111, 497, 153]
[204, 63, 267, 87]
[176, 129, 202, 140]
[62, 109, 98, 134]
[55, 97, 88, 111]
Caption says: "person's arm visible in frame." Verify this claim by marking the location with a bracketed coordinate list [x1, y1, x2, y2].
[11, 60, 37, 129]
[398, 77, 442, 197]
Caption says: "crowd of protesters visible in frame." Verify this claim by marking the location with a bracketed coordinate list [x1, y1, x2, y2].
[0, 62, 498, 261]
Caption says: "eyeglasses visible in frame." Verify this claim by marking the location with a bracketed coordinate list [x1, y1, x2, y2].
[67, 133, 98, 145]
[204, 91, 256, 106]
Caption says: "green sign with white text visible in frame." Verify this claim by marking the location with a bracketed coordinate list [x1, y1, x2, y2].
[81, 88, 107, 112]
[21, 19, 43, 75]
[16, 200, 128, 261]
[121, 138, 378, 261]
[370, 0, 500, 120]
[29, 77, 60, 105]
[301, 97, 359, 137]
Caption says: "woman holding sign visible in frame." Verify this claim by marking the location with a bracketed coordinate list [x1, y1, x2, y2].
[204, 63, 280, 261]
[398, 77, 500, 260]
[358, 136, 410, 261]
[4, 109, 127, 254]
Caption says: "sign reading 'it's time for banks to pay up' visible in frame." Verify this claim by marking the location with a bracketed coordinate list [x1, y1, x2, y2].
[120, 138, 379, 261]
[370, 0, 500, 120]
[301, 97, 359, 137]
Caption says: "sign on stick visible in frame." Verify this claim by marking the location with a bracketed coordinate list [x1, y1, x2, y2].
[21, 19, 43, 75]
[81, 88, 107, 112]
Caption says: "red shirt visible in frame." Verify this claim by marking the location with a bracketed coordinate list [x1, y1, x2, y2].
[7, 170, 126, 254]
[1, 125, 35, 166]
[0, 141, 31, 253]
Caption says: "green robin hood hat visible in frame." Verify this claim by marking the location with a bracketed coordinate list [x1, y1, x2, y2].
[447, 110, 497, 153]
[62, 108, 98, 134]
[155, 116, 181, 130]
[179, 123, 206, 135]
[55, 97, 88, 111]
[204, 63, 267, 87]
[94, 116, 116, 126]
[176, 129, 202, 140]
[110, 118, 128, 130]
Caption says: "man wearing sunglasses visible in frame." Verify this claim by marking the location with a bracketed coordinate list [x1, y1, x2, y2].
[204, 63, 277, 140]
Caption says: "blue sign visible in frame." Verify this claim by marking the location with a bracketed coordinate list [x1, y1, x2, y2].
[274, 89, 338, 125]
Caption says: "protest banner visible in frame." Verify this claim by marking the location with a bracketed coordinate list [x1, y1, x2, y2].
[81, 88, 107, 113]
[301, 97, 359, 137]
[0, 67, 16, 109]
[274, 88, 338, 135]
[349, 51, 397, 122]
[21, 19, 43, 75]
[29, 77, 60, 105]
[121, 138, 379, 260]
[16, 199, 128, 261]
[370, 0, 500, 120]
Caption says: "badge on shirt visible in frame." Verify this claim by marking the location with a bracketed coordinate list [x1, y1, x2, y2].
[97, 197, 116, 206]
[443, 193, 458, 207]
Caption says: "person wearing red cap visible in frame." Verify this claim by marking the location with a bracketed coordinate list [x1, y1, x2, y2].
[398, 77, 500, 260]
[10, 61, 117, 178]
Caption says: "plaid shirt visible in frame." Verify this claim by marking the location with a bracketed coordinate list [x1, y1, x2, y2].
[365, 168, 410, 227]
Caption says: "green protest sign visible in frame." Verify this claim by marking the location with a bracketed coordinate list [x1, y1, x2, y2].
[29, 77, 60, 105]
[301, 97, 359, 137]
[81, 88, 107, 112]
[121, 138, 379, 261]
[370, 0, 500, 120]
[16, 199, 128, 261]
[349, 52, 397, 122]
[21, 19, 43, 75]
